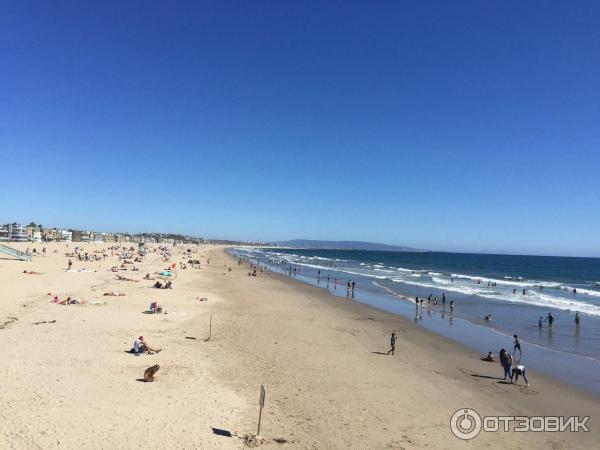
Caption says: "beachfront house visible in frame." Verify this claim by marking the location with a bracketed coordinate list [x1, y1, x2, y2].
[26, 226, 43, 242]
[42, 228, 61, 242]
[0, 223, 28, 242]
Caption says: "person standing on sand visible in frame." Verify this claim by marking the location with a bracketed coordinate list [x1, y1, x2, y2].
[500, 349, 512, 381]
[546, 312, 554, 328]
[449, 300, 454, 313]
[442, 293, 446, 305]
[68, 259, 72, 270]
[575, 312, 581, 329]
[387, 333, 397, 355]
[538, 316, 543, 328]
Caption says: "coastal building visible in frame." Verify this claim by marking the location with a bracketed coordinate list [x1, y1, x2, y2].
[71, 230, 83, 242]
[26, 226, 43, 243]
[42, 228, 61, 242]
[0, 223, 28, 242]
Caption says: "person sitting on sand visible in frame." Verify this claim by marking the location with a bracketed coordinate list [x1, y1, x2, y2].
[132, 336, 161, 354]
[149, 302, 163, 314]
[144, 364, 160, 382]
[153, 281, 163, 289]
[481, 351, 495, 362]
[485, 314, 492, 321]
[164, 281, 172, 289]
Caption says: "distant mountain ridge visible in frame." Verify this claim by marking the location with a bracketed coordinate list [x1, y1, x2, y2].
[271, 239, 425, 252]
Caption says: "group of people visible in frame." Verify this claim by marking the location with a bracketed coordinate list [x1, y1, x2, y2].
[414, 294, 454, 316]
[535, 311, 580, 329]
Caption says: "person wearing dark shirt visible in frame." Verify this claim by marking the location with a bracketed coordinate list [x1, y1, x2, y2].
[387, 333, 397, 355]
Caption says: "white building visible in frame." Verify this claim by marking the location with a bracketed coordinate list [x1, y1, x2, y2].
[1, 224, 28, 241]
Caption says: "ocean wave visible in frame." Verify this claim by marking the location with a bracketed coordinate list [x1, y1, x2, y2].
[561, 286, 600, 297]
[388, 278, 600, 316]
[448, 273, 561, 288]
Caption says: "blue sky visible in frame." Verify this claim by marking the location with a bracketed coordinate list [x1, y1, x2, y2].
[1, 1, 599, 257]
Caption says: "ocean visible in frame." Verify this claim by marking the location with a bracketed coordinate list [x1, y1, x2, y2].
[230, 247, 600, 393]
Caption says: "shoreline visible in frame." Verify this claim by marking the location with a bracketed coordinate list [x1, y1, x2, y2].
[0, 243, 598, 448]
[232, 247, 600, 395]
[232, 248, 600, 402]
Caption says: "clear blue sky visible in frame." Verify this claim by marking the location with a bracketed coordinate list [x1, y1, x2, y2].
[1, 1, 599, 257]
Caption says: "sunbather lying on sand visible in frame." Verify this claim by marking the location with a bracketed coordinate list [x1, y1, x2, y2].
[51, 296, 80, 305]
[23, 270, 42, 275]
[116, 275, 138, 282]
[144, 364, 160, 382]
[103, 292, 126, 296]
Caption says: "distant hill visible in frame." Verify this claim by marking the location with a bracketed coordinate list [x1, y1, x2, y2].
[271, 240, 425, 252]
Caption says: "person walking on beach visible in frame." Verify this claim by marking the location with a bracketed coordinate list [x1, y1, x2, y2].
[500, 349, 513, 381]
[575, 312, 581, 329]
[67, 259, 72, 270]
[387, 333, 397, 355]
[449, 300, 454, 313]
[442, 293, 446, 305]
[546, 312, 554, 328]
[513, 335, 521, 357]
[538, 316, 544, 328]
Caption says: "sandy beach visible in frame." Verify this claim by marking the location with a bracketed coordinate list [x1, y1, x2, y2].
[0, 243, 598, 449]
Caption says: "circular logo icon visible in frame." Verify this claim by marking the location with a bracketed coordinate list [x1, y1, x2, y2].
[450, 408, 482, 440]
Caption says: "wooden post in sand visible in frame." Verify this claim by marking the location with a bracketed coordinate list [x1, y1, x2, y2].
[257, 384, 266, 436]
[204, 313, 212, 341]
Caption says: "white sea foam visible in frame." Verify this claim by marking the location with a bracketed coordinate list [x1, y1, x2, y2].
[390, 278, 600, 316]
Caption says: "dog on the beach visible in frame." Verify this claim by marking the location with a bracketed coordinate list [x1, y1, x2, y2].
[144, 364, 160, 382]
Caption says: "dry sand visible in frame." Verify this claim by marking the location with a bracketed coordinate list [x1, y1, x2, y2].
[0, 242, 598, 449]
